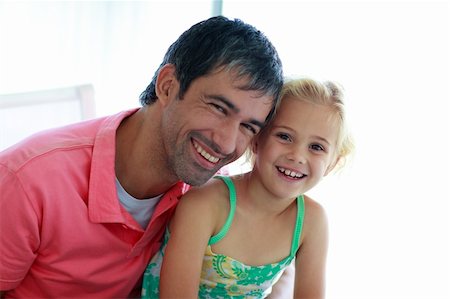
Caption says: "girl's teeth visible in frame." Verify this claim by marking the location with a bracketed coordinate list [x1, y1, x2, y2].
[277, 167, 303, 178]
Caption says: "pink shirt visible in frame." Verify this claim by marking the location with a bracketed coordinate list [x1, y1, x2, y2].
[0, 109, 189, 298]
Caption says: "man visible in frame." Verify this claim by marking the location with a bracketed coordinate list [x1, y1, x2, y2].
[0, 16, 283, 297]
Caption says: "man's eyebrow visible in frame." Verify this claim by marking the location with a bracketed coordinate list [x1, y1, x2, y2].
[208, 95, 266, 129]
[250, 119, 265, 129]
[208, 95, 239, 113]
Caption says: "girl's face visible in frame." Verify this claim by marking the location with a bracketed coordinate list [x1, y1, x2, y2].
[253, 96, 340, 199]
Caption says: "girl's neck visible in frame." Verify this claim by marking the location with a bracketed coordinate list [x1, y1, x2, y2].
[232, 172, 297, 217]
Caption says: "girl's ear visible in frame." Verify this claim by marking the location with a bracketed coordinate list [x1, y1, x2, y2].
[252, 129, 268, 155]
[155, 64, 178, 106]
[324, 156, 340, 176]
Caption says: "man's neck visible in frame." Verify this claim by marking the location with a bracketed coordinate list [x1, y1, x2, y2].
[115, 106, 179, 199]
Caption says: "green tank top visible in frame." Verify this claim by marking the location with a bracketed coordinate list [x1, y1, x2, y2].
[141, 176, 305, 298]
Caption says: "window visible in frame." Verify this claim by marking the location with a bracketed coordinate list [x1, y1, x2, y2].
[0, 84, 95, 150]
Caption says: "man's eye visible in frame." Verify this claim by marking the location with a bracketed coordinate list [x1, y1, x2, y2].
[310, 144, 325, 151]
[276, 133, 291, 142]
[210, 103, 226, 114]
[241, 123, 257, 135]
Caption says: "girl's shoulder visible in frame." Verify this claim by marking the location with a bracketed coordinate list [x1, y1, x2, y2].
[301, 194, 328, 239]
[303, 194, 327, 218]
[180, 176, 231, 205]
[176, 177, 233, 230]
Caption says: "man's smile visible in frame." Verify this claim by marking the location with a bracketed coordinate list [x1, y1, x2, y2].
[193, 140, 220, 164]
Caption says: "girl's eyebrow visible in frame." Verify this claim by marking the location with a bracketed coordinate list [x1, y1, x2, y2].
[312, 135, 331, 145]
[207, 94, 265, 129]
[272, 125, 331, 145]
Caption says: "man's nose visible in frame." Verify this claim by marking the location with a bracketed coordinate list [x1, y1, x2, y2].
[212, 121, 241, 156]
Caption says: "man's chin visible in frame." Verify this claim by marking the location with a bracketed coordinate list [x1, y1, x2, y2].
[178, 169, 217, 186]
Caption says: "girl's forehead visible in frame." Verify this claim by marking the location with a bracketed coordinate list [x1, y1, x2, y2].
[275, 97, 333, 122]
[272, 97, 341, 140]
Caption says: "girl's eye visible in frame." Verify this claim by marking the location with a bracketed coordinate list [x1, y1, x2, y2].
[276, 132, 291, 142]
[310, 144, 325, 151]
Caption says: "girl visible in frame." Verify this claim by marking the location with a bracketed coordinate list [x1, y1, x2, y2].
[142, 78, 354, 298]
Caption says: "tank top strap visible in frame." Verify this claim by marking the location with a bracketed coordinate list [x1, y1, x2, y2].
[290, 195, 305, 256]
[208, 176, 237, 245]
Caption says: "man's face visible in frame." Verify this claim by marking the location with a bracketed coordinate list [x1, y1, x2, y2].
[161, 68, 273, 186]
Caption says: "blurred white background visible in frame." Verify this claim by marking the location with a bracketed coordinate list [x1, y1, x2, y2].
[1, 1, 449, 298]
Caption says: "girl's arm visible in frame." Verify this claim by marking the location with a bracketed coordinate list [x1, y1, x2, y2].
[293, 198, 329, 299]
[159, 186, 221, 299]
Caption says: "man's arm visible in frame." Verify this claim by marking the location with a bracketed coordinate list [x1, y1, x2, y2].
[0, 164, 39, 294]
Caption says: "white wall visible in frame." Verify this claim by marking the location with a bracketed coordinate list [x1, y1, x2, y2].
[223, 1, 449, 298]
[1, 1, 449, 298]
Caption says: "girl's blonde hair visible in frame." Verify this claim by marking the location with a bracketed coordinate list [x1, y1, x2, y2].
[280, 77, 355, 171]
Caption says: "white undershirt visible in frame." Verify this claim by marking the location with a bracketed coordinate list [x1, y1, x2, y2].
[115, 177, 162, 229]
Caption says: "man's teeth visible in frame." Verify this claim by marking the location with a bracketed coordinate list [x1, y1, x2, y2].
[277, 167, 304, 178]
[193, 142, 219, 163]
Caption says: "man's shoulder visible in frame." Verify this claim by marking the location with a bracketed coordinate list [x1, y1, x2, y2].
[0, 116, 108, 172]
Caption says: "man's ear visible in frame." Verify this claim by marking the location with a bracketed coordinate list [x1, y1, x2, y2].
[155, 64, 178, 106]
[251, 138, 259, 155]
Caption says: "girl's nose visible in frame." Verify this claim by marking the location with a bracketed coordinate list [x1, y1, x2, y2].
[286, 146, 307, 164]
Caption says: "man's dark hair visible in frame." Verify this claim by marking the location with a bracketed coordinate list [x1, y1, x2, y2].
[139, 16, 283, 113]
